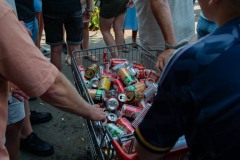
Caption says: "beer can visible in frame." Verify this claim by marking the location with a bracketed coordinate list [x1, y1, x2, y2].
[91, 77, 99, 89]
[106, 89, 117, 98]
[143, 83, 158, 102]
[144, 69, 152, 77]
[88, 89, 106, 102]
[132, 61, 146, 70]
[126, 90, 144, 104]
[112, 62, 129, 73]
[106, 113, 118, 123]
[116, 117, 135, 134]
[103, 62, 110, 73]
[110, 58, 127, 68]
[147, 70, 160, 83]
[135, 69, 146, 79]
[84, 80, 92, 89]
[121, 104, 142, 119]
[118, 67, 136, 86]
[113, 79, 125, 93]
[145, 78, 155, 87]
[117, 93, 127, 103]
[98, 76, 111, 91]
[105, 123, 126, 137]
[137, 100, 148, 109]
[85, 64, 100, 79]
[103, 71, 118, 80]
[125, 82, 146, 93]
[127, 66, 137, 76]
[106, 97, 119, 111]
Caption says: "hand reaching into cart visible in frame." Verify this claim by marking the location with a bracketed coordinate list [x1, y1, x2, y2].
[155, 49, 175, 72]
[87, 104, 107, 121]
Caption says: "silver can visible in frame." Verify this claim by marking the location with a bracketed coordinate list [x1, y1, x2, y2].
[143, 83, 158, 102]
[106, 113, 118, 123]
[106, 98, 119, 111]
[91, 77, 99, 89]
[117, 93, 127, 103]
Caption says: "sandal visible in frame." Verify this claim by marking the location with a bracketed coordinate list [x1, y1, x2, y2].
[84, 55, 98, 62]
[65, 55, 71, 65]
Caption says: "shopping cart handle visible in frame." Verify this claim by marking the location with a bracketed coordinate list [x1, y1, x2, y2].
[112, 140, 138, 160]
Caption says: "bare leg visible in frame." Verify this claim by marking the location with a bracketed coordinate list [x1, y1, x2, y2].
[99, 17, 119, 58]
[50, 45, 63, 71]
[20, 100, 33, 139]
[68, 44, 81, 68]
[35, 12, 44, 49]
[113, 12, 126, 46]
[5, 120, 24, 160]
[132, 30, 138, 43]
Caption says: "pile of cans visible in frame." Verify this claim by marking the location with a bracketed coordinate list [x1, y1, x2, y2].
[78, 57, 160, 153]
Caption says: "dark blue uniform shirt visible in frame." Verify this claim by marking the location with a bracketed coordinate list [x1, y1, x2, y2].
[135, 17, 240, 160]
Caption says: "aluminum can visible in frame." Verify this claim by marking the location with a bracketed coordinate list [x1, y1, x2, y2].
[135, 69, 146, 79]
[137, 100, 148, 109]
[143, 83, 158, 102]
[84, 80, 92, 89]
[105, 123, 126, 137]
[125, 82, 146, 93]
[144, 69, 152, 77]
[121, 104, 142, 119]
[106, 97, 119, 111]
[91, 77, 99, 89]
[103, 71, 118, 80]
[126, 90, 144, 104]
[88, 89, 105, 102]
[98, 76, 111, 91]
[118, 67, 136, 86]
[106, 89, 117, 98]
[85, 64, 100, 79]
[127, 66, 137, 76]
[106, 113, 118, 123]
[103, 62, 110, 73]
[116, 117, 135, 134]
[113, 79, 125, 93]
[110, 58, 127, 68]
[112, 62, 129, 73]
[147, 70, 160, 83]
[145, 78, 155, 88]
[132, 61, 146, 70]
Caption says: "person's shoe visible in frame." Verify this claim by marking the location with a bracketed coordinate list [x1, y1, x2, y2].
[20, 132, 54, 156]
[30, 111, 52, 125]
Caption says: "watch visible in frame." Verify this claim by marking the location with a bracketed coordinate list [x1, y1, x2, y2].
[165, 41, 188, 49]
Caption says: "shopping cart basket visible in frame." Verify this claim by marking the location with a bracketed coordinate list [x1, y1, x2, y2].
[72, 43, 188, 160]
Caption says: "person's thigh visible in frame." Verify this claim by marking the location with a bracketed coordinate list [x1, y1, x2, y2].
[8, 97, 25, 125]
[100, 0, 127, 19]
[64, 10, 83, 45]
[43, 13, 64, 45]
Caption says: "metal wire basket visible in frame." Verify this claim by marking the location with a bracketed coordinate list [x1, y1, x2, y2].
[72, 43, 188, 160]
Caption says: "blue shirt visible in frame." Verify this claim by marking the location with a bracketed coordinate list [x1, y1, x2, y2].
[135, 17, 240, 159]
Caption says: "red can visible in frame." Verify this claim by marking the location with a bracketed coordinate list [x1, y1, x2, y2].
[103, 71, 118, 80]
[121, 104, 142, 119]
[144, 69, 152, 77]
[116, 117, 134, 134]
[113, 79, 125, 93]
[147, 70, 160, 82]
[132, 61, 146, 70]
[137, 100, 148, 109]
[136, 69, 146, 79]
[110, 58, 127, 68]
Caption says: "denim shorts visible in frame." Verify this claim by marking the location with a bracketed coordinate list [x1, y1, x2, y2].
[8, 97, 25, 125]
[25, 18, 39, 43]
[197, 16, 217, 39]
[43, 10, 83, 46]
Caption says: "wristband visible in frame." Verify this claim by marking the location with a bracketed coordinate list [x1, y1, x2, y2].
[85, 8, 92, 12]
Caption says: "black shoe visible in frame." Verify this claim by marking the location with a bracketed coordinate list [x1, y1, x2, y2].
[20, 132, 54, 156]
[30, 111, 52, 125]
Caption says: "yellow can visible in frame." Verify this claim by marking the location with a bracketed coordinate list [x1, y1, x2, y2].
[85, 64, 100, 79]
[98, 76, 111, 91]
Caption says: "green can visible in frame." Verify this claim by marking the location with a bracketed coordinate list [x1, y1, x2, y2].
[105, 123, 126, 137]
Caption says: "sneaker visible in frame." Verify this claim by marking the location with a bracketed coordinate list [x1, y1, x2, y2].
[30, 111, 52, 125]
[20, 132, 54, 156]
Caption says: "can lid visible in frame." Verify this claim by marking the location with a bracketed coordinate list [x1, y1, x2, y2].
[118, 93, 127, 103]
[106, 113, 118, 123]
[106, 98, 119, 111]
[126, 91, 135, 102]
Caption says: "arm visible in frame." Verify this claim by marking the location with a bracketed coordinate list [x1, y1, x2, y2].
[40, 72, 106, 121]
[150, 0, 176, 72]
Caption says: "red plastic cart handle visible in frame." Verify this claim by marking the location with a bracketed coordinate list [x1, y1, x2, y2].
[112, 140, 138, 160]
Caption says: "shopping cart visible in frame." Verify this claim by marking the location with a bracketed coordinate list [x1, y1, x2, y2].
[72, 43, 189, 160]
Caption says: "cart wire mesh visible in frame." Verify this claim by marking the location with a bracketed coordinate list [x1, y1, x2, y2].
[72, 43, 158, 160]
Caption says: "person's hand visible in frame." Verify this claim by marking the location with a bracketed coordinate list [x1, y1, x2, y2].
[19, 20, 32, 37]
[87, 104, 106, 121]
[126, 0, 134, 8]
[155, 49, 175, 72]
[82, 10, 92, 23]
[11, 84, 29, 102]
